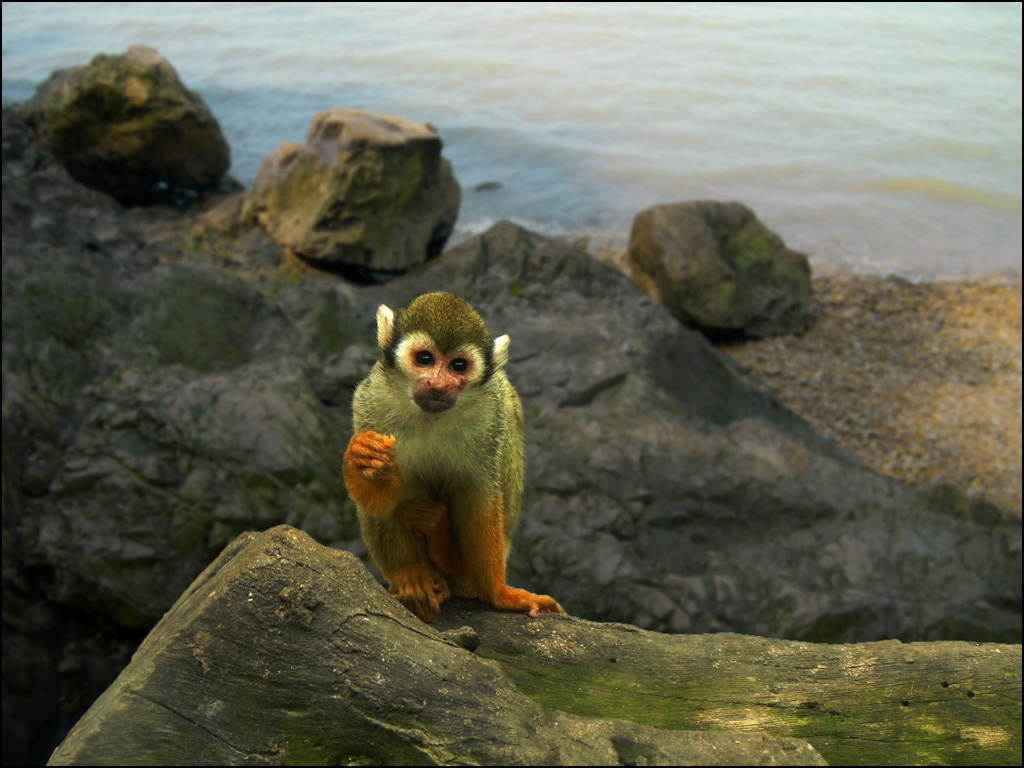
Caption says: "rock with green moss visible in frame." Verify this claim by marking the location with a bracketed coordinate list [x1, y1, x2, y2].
[243, 108, 461, 274]
[627, 201, 811, 337]
[48, 526, 1021, 767]
[47, 526, 830, 767]
[18, 45, 230, 204]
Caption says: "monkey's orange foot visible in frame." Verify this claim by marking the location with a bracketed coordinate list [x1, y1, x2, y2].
[387, 565, 450, 622]
[490, 586, 564, 618]
[344, 431, 396, 481]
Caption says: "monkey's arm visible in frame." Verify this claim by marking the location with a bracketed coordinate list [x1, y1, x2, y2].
[343, 431, 402, 517]
[345, 436, 459, 622]
[344, 433, 461, 576]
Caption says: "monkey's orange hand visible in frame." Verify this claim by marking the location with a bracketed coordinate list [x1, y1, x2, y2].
[492, 586, 564, 619]
[344, 431, 396, 480]
[388, 564, 450, 623]
[343, 431, 400, 516]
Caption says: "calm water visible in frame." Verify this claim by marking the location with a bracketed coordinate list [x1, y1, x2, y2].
[3, 2, 1021, 278]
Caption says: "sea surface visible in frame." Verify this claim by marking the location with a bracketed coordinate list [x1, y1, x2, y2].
[3, 2, 1021, 278]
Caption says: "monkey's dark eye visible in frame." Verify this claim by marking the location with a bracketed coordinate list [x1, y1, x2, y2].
[414, 351, 434, 366]
[450, 358, 468, 373]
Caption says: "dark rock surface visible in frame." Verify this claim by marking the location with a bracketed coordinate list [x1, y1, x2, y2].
[243, 108, 461, 274]
[2, 101, 1020, 765]
[17, 45, 230, 205]
[627, 201, 812, 337]
[50, 526, 1021, 767]
[365, 222, 1021, 644]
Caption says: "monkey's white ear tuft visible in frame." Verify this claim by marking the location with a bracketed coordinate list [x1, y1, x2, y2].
[376, 305, 395, 350]
[493, 334, 510, 368]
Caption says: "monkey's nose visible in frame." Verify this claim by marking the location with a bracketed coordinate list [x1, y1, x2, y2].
[414, 390, 456, 413]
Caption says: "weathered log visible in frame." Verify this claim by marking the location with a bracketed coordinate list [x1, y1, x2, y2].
[436, 608, 1021, 766]
[48, 526, 1019, 766]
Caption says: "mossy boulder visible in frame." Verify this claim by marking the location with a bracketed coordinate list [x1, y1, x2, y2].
[18, 45, 230, 204]
[243, 108, 461, 274]
[627, 201, 812, 338]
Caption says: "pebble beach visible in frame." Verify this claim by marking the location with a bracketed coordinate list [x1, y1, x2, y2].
[719, 275, 1022, 515]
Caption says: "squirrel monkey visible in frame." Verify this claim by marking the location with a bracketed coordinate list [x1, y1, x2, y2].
[343, 291, 563, 622]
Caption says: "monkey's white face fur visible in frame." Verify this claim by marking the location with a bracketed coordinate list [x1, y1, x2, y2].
[376, 303, 510, 417]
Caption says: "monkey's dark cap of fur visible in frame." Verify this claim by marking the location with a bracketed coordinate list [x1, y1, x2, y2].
[398, 292, 493, 354]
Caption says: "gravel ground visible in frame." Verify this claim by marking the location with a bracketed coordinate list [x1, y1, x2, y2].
[718, 275, 1022, 515]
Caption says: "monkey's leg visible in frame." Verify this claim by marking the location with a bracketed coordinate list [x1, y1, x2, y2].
[346, 433, 449, 621]
[343, 431, 401, 517]
[456, 496, 564, 618]
[396, 499, 463, 579]
[393, 499, 460, 618]
[360, 510, 449, 623]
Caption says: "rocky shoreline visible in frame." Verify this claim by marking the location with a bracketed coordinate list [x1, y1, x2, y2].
[5, 47, 1021, 767]
[590, 240, 1023, 516]
[719, 274, 1022, 515]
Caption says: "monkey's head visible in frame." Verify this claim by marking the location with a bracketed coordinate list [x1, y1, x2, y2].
[376, 292, 510, 414]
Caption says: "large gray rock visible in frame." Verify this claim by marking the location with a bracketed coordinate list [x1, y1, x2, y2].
[627, 201, 812, 337]
[18, 45, 230, 204]
[243, 108, 461, 273]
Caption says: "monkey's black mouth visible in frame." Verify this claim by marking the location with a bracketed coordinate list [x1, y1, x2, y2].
[414, 393, 456, 413]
